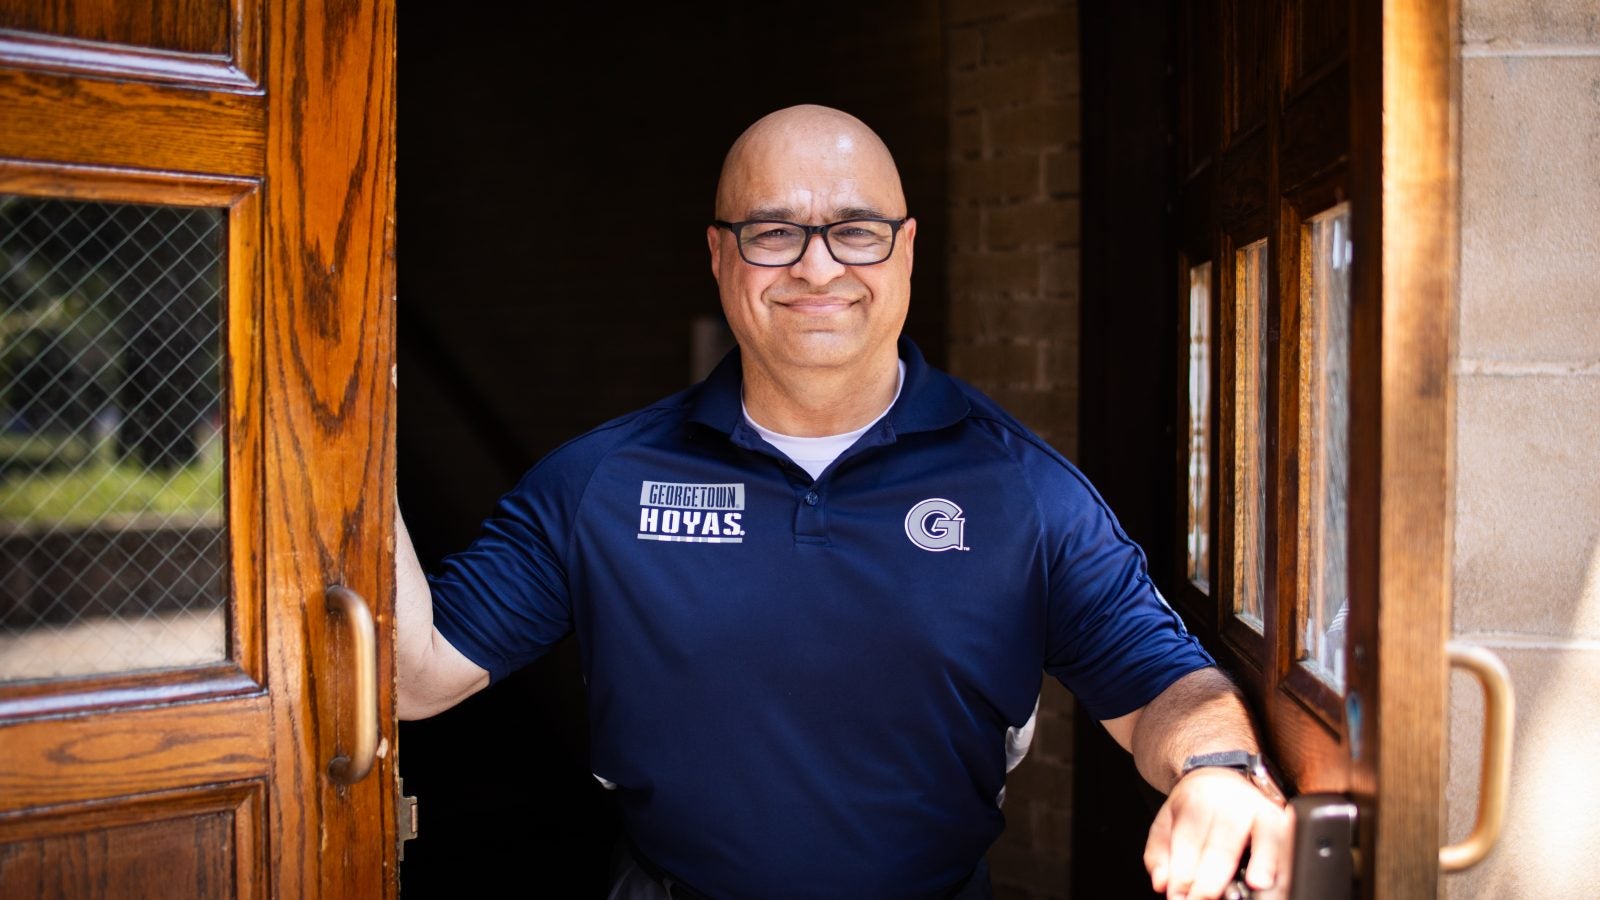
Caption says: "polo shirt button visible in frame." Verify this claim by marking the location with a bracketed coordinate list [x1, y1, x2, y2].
[803, 491, 819, 506]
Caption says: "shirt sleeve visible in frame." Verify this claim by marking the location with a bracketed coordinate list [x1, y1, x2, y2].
[1034, 458, 1215, 721]
[427, 449, 587, 684]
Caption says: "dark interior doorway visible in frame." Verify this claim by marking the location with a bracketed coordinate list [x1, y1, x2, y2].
[396, 6, 947, 896]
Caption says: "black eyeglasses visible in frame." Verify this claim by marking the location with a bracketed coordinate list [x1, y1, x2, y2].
[712, 217, 908, 267]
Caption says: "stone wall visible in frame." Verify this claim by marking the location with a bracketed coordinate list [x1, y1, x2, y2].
[1447, 3, 1600, 896]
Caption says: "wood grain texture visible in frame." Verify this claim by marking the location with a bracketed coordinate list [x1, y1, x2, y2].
[1218, 128, 1269, 233]
[0, 158, 255, 204]
[0, 68, 263, 175]
[227, 184, 268, 699]
[0, 0, 229, 56]
[0, 0, 398, 892]
[1349, 0, 1457, 896]
[0, 782, 261, 900]
[0, 697, 270, 810]
[1227, 0, 1277, 137]
[0, 30, 256, 91]
[0, 668, 258, 722]
[1281, 68, 1350, 193]
[1290, 0, 1350, 85]
[262, 0, 398, 895]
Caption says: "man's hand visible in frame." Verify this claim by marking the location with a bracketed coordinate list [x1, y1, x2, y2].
[1143, 767, 1291, 900]
[1101, 668, 1291, 900]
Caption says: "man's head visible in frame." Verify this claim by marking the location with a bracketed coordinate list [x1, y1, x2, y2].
[707, 105, 915, 378]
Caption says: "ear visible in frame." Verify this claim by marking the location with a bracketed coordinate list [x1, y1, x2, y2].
[707, 225, 723, 282]
[900, 217, 916, 275]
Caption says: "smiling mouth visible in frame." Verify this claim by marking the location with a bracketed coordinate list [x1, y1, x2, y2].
[773, 296, 859, 313]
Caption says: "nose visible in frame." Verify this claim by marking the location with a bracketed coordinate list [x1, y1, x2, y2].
[787, 228, 848, 286]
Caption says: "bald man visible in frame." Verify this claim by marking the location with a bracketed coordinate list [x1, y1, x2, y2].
[397, 105, 1289, 900]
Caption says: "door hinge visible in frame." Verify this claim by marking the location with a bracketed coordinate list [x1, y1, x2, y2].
[398, 777, 419, 861]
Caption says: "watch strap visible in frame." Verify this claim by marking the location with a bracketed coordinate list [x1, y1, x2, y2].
[1180, 750, 1287, 806]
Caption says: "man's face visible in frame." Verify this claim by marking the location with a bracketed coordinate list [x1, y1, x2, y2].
[707, 131, 916, 376]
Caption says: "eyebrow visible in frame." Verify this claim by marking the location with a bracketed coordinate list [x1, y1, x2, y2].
[742, 205, 899, 221]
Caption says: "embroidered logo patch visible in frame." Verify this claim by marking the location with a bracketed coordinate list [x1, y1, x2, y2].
[637, 481, 746, 543]
[904, 497, 968, 552]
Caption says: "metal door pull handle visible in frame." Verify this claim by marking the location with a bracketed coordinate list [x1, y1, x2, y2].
[1440, 641, 1514, 872]
[326, 584, 379, 785]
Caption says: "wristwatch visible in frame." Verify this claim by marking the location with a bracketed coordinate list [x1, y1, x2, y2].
[1179, 750, 1287, 806]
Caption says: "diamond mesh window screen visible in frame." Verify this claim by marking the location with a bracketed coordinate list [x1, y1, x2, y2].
[0, 196, 227, 681]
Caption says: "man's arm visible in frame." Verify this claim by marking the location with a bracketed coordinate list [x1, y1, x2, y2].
[1101, 667, 1291, 900]
[395, 506, 490, 720]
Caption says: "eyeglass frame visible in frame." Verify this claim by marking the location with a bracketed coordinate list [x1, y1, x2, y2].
[710, 216, 910, 267]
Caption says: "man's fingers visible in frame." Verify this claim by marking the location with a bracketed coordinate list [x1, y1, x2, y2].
[1144, 804, 1175, 892]
[1244, 800, 1293, 891]
[1185, 815, 1252, 900]
[1146, 768, 1298, 900]
[1157, 803, 1211, 899]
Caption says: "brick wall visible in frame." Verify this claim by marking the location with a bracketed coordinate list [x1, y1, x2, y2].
[944, 3, 1082, 898]
[946, 1, 1081, 455]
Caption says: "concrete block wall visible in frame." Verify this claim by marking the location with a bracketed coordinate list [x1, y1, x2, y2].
[1447, 4, 1600, 896]
[944, 3, 1081, 897]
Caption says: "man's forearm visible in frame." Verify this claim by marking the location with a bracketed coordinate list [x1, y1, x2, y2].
[395, 505, 489, 719]
[1129, 667, 1260, 792]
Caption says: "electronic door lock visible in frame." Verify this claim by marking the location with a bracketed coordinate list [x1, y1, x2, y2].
[1218, 793, 1357, 900]
[1285, 794, 1357, 900]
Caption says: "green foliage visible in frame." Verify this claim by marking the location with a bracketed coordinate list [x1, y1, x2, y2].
[0, 441, 223, 529]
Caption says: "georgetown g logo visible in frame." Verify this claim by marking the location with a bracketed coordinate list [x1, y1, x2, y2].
[904, 498, 968, 552]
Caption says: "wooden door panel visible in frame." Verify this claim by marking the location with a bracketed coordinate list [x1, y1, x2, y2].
[0, 0, 232, 56]
[1288, 0, 1349, 86]
[0, 0, 398, 895]
[1227, 0, 1277, 136]
[0, 699, 268, 809]
[1177, 0, 1455, 895]
[1281, 70, 1349, 192]
[0, 70, 264, 174]
[1218, 129, 1269, 229]
[0, 782, 263, 900]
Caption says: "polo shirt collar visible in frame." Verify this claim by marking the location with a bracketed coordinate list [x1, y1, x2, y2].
[686, 337, 970, 441]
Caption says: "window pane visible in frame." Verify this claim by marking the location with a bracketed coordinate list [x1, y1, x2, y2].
[1234, 239, 1268, 633]
[1186, 262, 1212, 591]
[0, 197, 227, 681]
[1298, 203, 1351, 691]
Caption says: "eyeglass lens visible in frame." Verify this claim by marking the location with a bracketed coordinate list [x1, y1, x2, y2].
[737, 220, 896, 266]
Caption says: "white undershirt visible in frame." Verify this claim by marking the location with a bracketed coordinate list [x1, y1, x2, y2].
[742, 361, 906, 480]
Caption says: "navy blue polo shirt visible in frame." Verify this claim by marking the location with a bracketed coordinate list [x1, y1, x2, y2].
[429, 338, 1212, 900]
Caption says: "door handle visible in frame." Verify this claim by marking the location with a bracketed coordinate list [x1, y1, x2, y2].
[325, 584, 379, 785]
[1220, 793, 1357, 900]
[1440, 641, 1514, 872]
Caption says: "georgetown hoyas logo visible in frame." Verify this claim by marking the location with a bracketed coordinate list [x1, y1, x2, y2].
[638, 481, 746, 544]
[904, 497, 968, 552]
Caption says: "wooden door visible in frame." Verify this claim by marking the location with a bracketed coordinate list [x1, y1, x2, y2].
[1172, 0, 1455, 896]
[0, 1, 398, 897]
